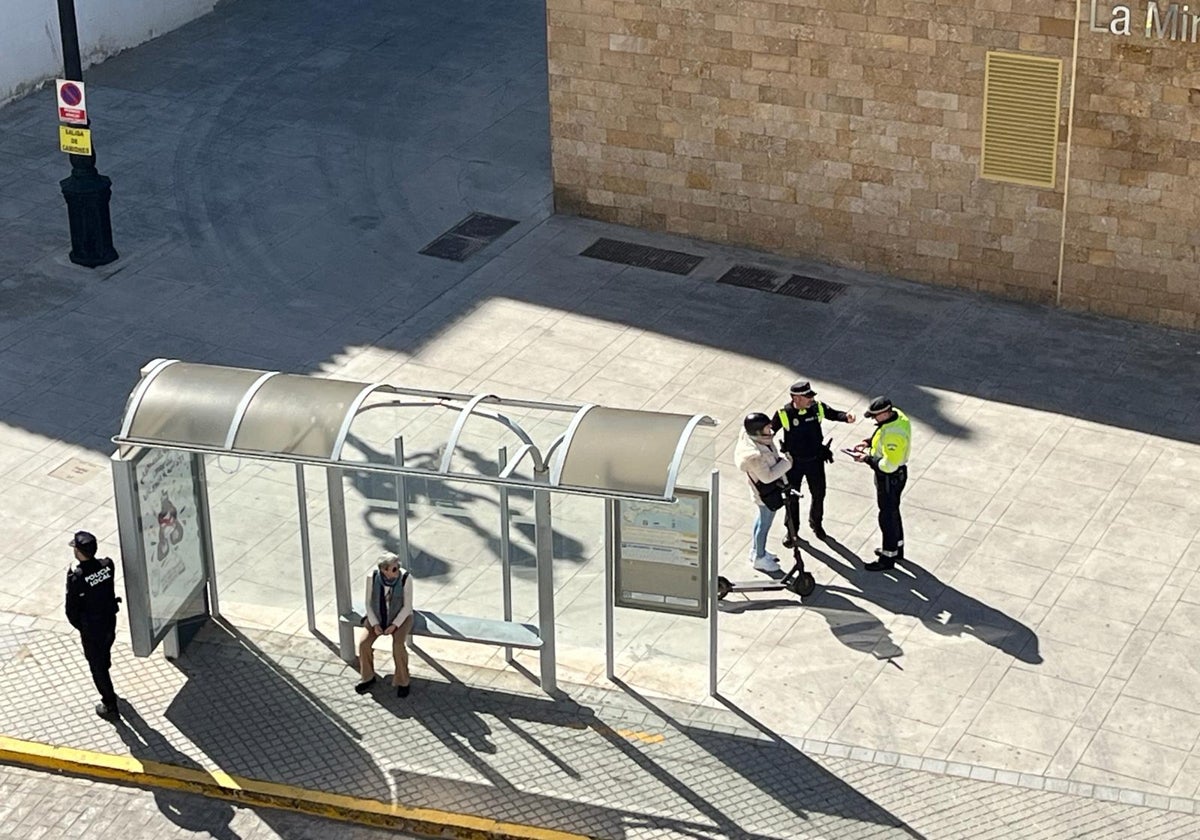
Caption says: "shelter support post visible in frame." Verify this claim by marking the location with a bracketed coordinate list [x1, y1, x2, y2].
[195, 454, 219, 620]
[326, 467, 356, 664]
[163, 626, 180, 660]
[533, 470, 557, 694]
[708, 468, 719, 697]
[296, 465, 316, 634]
[394, 436, 410, 564]
[604, 498, 615, 681]
[499, 447, 514, 665]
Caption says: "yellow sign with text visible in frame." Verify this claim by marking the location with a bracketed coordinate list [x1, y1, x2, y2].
[59, 125, 92, 156]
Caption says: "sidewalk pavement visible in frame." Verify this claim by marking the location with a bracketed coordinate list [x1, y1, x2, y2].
[0, 762, 426, 840]
[3, 0, 1200, 836]
[2, 611, 1195, 839]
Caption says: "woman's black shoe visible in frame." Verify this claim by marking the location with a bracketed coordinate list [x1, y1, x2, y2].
[396, 684, 410, 698]
[355, 676, 377, 694]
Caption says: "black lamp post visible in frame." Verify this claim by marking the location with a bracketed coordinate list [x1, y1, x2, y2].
[55, 0, 118, 267]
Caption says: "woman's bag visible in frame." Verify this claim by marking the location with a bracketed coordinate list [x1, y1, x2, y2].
[755, 479, 788, 511]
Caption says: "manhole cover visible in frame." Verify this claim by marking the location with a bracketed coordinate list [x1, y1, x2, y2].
[776, 274, 847, 303]
[717, 265, 782, 291]
[49, 457, 104, 485]
[580, 238, 703, 275]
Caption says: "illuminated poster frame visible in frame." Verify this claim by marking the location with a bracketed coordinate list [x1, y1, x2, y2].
[111, 446, 215, 656]
[613, 488, 709, 618]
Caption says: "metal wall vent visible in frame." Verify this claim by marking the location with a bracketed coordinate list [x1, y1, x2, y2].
[777, 274, 847, 303]
[981, 51, 1063, 189]
[580, 238, 703, 275]
[717, 265, 782, 291]
[420, 212, 519, 262]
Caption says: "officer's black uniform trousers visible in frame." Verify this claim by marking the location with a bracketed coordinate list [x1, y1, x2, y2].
[874, 465, 907, 558]
[80, 617, 118, 707]
[785, 459, 827, 530]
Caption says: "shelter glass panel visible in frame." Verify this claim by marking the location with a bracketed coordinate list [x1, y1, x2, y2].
[234, 375, 371, 459]
[128, 363, 262, 447]
[556, 407, 693, 497]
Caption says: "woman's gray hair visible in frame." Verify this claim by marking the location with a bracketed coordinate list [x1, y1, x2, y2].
[377, 552, 401, 570]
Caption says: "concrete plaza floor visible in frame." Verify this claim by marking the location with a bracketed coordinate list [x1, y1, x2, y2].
[3, 0, 1200, 834]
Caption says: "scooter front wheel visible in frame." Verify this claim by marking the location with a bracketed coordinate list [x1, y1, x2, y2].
[717, 576, 732, 600]
[788, 571, 816, 598]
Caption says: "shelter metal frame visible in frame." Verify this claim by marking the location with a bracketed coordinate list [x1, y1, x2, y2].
[112, 360, 718, 694]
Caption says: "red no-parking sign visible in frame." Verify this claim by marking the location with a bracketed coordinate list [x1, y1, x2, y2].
[56, 79, 88, 124]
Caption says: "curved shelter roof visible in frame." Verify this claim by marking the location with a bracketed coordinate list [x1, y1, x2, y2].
[114, 359, 716, 501]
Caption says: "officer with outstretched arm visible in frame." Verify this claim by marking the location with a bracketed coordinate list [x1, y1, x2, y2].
[771, 380, 856, 543]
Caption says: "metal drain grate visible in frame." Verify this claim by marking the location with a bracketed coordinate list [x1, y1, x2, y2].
[580, 238, 703, 275]
[450, 213, 519, 240]
[420, 235, 486, 261]
[420, 212, 520, 262]
[717, 265, 782, 292]
[776, 274, 847, 303]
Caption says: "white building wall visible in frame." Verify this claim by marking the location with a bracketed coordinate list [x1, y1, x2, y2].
[1, 0, 218, 105]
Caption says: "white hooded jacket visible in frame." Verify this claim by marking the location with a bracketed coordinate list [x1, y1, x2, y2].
[734, 429, 792, 505]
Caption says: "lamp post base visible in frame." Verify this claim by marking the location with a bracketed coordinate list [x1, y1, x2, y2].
[60, 168, 118, 268]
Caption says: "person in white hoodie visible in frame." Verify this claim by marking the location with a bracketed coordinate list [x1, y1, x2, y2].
[735, 412, 793, 573]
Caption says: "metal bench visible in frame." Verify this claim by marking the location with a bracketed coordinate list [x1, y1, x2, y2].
[340, 608, 543, 650]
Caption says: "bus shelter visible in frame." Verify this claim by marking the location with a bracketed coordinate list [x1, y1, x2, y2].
[109, 359, 720, 694]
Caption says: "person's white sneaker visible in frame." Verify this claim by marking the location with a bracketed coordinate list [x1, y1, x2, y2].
[752, 554, 782, 573]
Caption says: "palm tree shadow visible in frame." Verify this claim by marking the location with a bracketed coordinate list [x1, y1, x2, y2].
[810, 538, 1041, 664]
[341, 433, 588, 575]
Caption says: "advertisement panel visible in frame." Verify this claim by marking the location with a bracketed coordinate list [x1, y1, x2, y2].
[614, 488, 708, 618]
[112, 447, 212, 656]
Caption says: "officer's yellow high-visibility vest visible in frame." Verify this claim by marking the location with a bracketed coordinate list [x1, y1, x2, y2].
[869, 409, 911, 474]
[777, 403, 824, 430]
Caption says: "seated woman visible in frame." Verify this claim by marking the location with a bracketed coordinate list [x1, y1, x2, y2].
[355, 553, 414, 698]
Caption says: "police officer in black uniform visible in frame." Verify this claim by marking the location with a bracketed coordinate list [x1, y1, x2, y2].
[771, 380, 856, 543]
[65, 531, 121, 719]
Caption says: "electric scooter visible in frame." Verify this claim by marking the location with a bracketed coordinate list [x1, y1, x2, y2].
[716, 489, 816, 601]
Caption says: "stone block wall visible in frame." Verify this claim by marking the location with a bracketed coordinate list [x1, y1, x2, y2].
[546, 0, 1200, 329]
[1061, 31, 1200, 329]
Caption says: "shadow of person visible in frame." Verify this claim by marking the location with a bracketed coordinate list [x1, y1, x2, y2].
[113, 703, 242, 840]
[811, 538, 1042, 664]
[801, 588, 903, 662]
[367, 677, 497, 755]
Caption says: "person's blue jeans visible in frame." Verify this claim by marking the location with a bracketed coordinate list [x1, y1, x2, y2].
[752, 504, 776, 559]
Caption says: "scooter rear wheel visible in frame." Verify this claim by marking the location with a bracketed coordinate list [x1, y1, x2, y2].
[787, 571, 816, 598]
[717, 576, 732, 600]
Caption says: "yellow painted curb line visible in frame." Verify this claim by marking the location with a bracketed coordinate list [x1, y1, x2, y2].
[0, 735, 591, 840]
